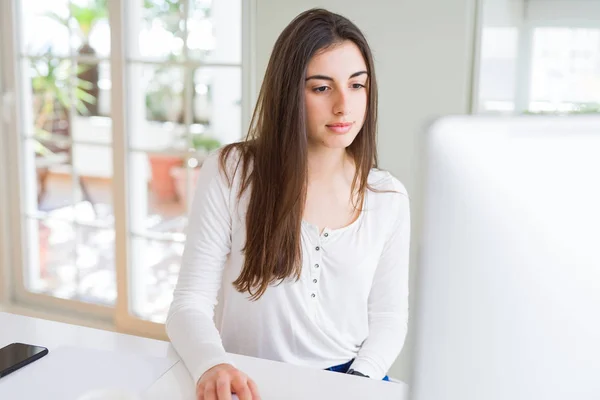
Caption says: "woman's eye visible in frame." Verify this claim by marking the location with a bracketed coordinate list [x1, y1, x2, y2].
[351, 83, 365, 89]
[313, 86, 329, 93]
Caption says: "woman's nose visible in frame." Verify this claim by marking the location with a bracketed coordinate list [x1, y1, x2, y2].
[333, 90, 350, 116]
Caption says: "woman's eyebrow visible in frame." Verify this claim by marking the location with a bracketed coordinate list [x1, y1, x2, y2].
[349, 70, 368, 79]
[305, 70, 368, 81]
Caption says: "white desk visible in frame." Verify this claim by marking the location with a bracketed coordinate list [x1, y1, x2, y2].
[0, 312, 408, 399]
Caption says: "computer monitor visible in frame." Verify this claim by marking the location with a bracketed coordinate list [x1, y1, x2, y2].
[411, 115, 600, 400]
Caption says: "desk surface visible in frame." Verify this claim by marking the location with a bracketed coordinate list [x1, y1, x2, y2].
[0, 312, 408, 399]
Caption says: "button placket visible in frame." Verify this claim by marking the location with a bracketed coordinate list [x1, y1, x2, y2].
[309, 233, 323, 301]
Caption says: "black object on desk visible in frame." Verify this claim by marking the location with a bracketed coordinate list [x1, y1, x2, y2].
[0, 342, 49, 378]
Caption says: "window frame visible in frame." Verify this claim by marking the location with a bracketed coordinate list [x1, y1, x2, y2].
[0, 0, 256, 337]
[473, 0, 600, 115]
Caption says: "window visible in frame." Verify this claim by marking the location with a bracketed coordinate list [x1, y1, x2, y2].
[528, 28, 600, 114]
[2, 0, 246, 331]
[476, 27, 519, 113]
[475, 20, 600, 116]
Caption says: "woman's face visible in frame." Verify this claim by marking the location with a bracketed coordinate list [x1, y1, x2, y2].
[304, 40, 369, 151]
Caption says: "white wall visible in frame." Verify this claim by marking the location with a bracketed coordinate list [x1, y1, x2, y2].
[526, 0, 600, 26]
[254, 0, 477, 382]
[483, 0, 524, 27]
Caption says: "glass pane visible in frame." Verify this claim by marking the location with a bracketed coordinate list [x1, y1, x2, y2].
[75, 225, 116, 305]
[26, 57, 73, 138]
[25, 58, 106, 135]
[70, 59, 110, 118]
[192, 67, 242, 145]
[131, 237, 184, 322]
[97, 62, 112, 117]
[69, 0, 111, 58]
[129, 151, 189, 235]
[130, 0, 186, 62]
[476, 27, 518, 113]
[26, 218, 76, 297]
[70, 59, 113, 227]
[529, 28, 600, 114]
[128, 64, 185, 151]
[25, 218, 116, 305]
[23, 138, 76, 220]
[171, 162, 201, 210]
[72, 145, 114, 228]
[21, 0, 70, 56]
[188, 0, 241, 64]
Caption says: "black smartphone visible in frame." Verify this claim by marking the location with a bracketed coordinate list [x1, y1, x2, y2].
[0, 342, 49, 378]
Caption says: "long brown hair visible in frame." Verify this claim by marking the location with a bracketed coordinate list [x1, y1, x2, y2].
[220, 8, 379, 300]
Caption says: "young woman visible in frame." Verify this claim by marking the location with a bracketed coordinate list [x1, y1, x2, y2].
[167, 8, 410, 400]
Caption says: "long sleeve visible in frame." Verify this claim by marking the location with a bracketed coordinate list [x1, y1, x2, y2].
[166, 152, 234, 385]
[349, 190, 411, 379]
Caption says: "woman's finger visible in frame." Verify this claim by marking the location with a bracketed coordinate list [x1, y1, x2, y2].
[204, 382, 218, 400]
[231, 376, 252, 400]
[197, 382, 205, 400]
[216, 373, 233, 400]
[248, 379, 262, 400]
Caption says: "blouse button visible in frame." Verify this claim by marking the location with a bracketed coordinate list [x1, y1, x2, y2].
[313, 279, 317, 283]
[315, 246, 320, 251]
[324, 233, 329, 237]
[311, 293, 316, 298]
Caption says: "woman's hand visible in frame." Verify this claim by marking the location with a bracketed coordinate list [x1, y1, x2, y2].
[196, 363, 261, 400]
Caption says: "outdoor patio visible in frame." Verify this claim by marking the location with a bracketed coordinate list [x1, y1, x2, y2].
[34, 171, 187, 323]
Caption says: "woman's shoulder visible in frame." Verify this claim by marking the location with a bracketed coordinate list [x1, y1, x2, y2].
[201, 143, 249, 182]
[367, 168, 409, 198]
[366, 169, 410, 226]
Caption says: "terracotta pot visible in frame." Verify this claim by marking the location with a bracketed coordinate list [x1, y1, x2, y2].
[148, 154, 182, 203]
[171, 166, 201, 208]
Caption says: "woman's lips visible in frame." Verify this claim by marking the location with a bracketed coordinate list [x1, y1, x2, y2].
[326, 122, 354, 134]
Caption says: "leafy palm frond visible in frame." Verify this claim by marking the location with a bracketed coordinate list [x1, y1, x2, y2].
[31, 45, 98, 123]
[43, 11, 69, 28]
[70, 0, 108, 39]
[44, 0, 108, 42]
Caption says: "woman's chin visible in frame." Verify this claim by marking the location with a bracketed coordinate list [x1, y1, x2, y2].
[322, 133, 358, 149]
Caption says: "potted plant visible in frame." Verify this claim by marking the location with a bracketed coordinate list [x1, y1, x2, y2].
[142, 0, 186, 202]
[30, 49, 96, 277]
[171, 134, 221, 207]
[32, 48, 96, 204]
[143, 0, 215, 203]
[145, 60, 186, 203]
[147, 153, 182, 203]
[31, 47, 96, 129]
[46, 0, 107, 116]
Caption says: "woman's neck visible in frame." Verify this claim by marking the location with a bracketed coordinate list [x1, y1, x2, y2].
[307, 147, 354, 184]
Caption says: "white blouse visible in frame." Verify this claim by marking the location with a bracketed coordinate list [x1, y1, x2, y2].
[166, 149, 411, 383]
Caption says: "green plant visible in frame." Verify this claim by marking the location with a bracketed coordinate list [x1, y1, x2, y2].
[144, 0, 183, 18]
[569, 103, 600, 114]
[31, 46, 96, 155]
[523, 102, 600, 115]
[32, 49, 96, 118]
[191, 134, 221, 152]
[177, 134, 221, 168]
[45, 1, 107, 116]
[142, 1, 215, 124]
[46, 0, 108, 46]
[145, 54, 183, 122]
